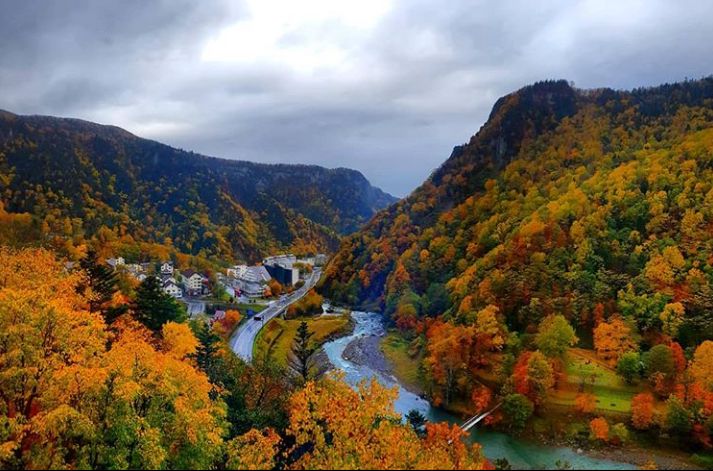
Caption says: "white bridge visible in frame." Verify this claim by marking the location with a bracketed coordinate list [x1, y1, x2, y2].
[459, 402, 502, 432]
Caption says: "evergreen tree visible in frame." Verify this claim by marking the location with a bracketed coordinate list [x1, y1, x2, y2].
[133, 275, 186, 332]
[194, 320, 223, 382]
[289, 321, 315, 382]
[78, 249, 119, 318]
[406, 409, 427, 437]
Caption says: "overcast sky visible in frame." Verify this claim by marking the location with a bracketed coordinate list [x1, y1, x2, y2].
[1, 0, 712, 196]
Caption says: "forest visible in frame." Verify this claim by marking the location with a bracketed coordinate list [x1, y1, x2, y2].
[0, 246, 486, 469]
[320, 78, 713, 455]
[0, 110, 396, 264]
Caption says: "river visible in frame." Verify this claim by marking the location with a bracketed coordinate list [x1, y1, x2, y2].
[322, 311, 636, 470]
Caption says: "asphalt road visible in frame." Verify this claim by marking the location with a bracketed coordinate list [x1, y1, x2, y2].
[229, 268, 321, 362]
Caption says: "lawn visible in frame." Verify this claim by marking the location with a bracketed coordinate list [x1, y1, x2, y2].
[253, 314, 351, 367]
[547, 348, 641, 413]
[380, 331, 425, 394]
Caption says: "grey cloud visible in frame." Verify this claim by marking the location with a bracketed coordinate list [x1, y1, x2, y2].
[1, 0, 712, 196]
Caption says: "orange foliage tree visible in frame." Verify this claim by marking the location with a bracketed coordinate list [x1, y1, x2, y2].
[593, 316, 637, 366]
[631, 393, 655, 430]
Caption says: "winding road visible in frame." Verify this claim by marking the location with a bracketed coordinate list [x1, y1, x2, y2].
[229, 268, 322, 361]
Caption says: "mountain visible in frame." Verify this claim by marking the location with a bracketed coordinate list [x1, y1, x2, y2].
[320, 77, 713, 343]
[0, 110, 397, 261]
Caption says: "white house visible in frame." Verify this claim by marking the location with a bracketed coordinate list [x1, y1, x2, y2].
[160, 261, 174, 276]
[106, 257, 125, 270]
[162, 280, 183, 298]
[182, 270, 208, 295]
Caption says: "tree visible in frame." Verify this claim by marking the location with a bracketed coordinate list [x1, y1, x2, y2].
[589, 417, 609, 442]
[593, 317, 637, 366]
[664, 396, 692, 435]
[133, 275, 187, 332]
[660, 302, 685, 338]
[289, 321, 316, 382]
[226, 428, 281, 470]
[502, 394, 534, 432]
[78, 249, 120, 320]
[690, 341, 713, 390]
[407, 409, 427, 437]
[616, 351, 642, 384]
[513, 351, 555, 405]
[643, 345, 676, 394]
[162, 321, 199, 359]
[285, 376, 487, 469]
[631, 393, 655, 430]
[424, 321, 473, 405]
[575, 393, 597, 415]
[0, 248, 225, 469]
[609, 423, 629, 445]
[194, 320, 223, 380]
[535, 314, 578, 358]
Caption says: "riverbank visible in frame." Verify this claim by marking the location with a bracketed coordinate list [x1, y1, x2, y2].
[331, 313, 701, 470]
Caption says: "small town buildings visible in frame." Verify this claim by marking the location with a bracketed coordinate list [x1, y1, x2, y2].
[229, 265, 271, 298]
[182, 270, 208, 296]
[160, 261, 174, 276]
[106, 257, 125, 270]
[162, 279, 183, 298]
[263, 254, 299, 286]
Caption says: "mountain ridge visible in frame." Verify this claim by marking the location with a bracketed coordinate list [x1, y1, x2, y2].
[0, 109, 397, 262]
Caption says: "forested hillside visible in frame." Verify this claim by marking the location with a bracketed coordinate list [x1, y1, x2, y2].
[322, 78, 713, 343]
[320, 80, 713, 444]
[0, 110, 396, 262]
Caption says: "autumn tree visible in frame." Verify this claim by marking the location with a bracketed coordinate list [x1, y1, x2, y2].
[593, 316, 637, 366]
[226, 428, 281, 470]
[535, 314, 578, 358]
[513, 351, 555, 405]
[690, 341, 713, 390]
[589, 417, 609, 442]
[575, 393, 597, 415]
[424, 321, 473, 405]
[631, 393, 655, 430]
[285, 375, 487, 469]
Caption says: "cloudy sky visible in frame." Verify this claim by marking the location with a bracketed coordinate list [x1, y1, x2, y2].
[1, 0, 712, 196]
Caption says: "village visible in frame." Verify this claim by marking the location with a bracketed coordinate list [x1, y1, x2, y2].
[103, 253, 327, 319]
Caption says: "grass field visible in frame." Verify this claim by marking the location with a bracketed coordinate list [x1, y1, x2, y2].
[548, 348, 641, 413]
[380, 331, 425, 394]
[253, 314, 351, 367]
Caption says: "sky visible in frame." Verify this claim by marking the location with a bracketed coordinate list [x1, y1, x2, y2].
[1, 1, 712, 196]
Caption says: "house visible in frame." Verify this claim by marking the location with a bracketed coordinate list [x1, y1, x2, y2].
[160, 261, 174, 276]
[106, 257, 125, 270]
[264, 263, 299, 286]
[162, 279, 183, 298]
[182, 270, 208, 296]
[233, 265, 271, 298]
[263, 254, 299, 286]
[227, 265, 249, 279]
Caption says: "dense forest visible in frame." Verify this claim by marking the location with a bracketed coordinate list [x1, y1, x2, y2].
[320, 78, 713, 450]
[0, 110, 396, 262]
[0, 246, 486, 469]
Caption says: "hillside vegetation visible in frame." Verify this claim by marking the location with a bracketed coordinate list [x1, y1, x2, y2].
[0, 110, 396, 262]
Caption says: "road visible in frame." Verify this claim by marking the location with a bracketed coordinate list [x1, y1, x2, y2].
[229, 268, 322, 362]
